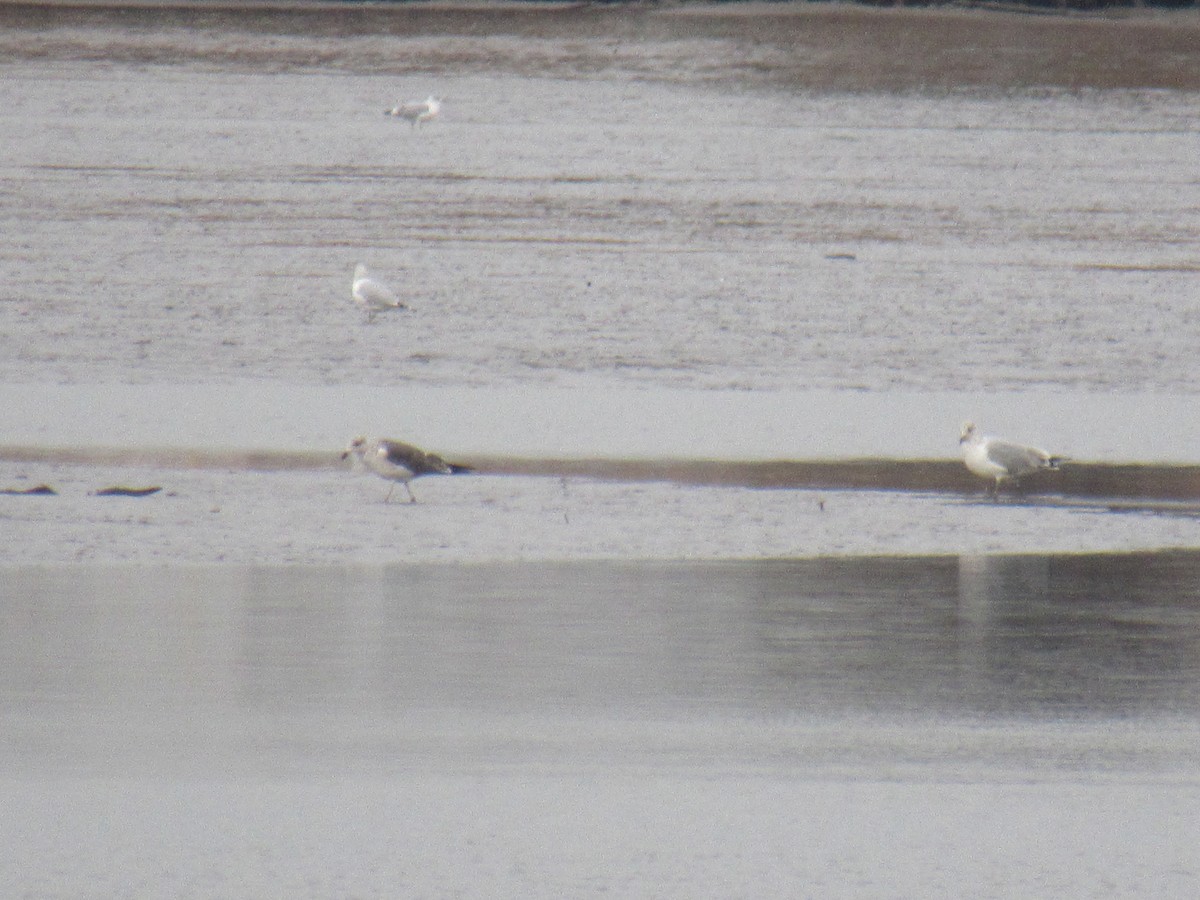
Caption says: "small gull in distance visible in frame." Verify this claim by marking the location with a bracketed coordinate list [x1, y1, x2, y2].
[959, 421, 1066, 498]
[385, 96, 441, 127]
[341, 436, 469, 503]
[352, 264, 405, 321]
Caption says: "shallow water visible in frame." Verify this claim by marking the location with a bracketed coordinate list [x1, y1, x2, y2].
[2, 556, 1199, 897]
[8, 553, 1200, 729]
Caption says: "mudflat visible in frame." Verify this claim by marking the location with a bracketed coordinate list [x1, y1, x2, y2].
[1, 1, 1198, 90]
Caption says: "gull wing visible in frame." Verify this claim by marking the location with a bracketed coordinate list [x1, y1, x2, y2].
[985, 439, 1051, 475]
[354, 276, 402, 309]
[379, 440, 452, 476]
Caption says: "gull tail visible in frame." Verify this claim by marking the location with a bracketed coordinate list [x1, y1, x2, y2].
[424, 452, 472, 475]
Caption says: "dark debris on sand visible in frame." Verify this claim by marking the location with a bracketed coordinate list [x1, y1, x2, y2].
[93, 486, 163, 497]
[0, 483, 57, 496]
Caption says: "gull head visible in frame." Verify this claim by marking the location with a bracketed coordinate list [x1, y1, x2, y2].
[959, 421, 978, 444]
[341, 435, 368, 461]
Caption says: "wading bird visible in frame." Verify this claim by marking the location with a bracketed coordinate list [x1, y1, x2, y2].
[351, 264, 405, 321]
[385, 96, 441, 127]
[341, 436, 469, 503]
[959, 421, 1065, 498]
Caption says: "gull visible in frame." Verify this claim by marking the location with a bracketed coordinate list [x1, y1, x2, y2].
[352, 264, 405, 321]
[959, 421, 1066, 497]
[341, 436, 469, 503]
[385, 96, 441, 128]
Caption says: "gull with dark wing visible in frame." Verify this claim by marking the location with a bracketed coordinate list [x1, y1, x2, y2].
[959, 421, 1066, 497]
[352, 264, 405, 321]
[341, 436, 469, 503]
[385, 96, 441, 127]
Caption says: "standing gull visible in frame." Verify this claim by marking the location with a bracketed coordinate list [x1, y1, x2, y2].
[959, 421, 1066, 497]
[385, 96, 441, 127]
[341, 436, 468, 503]
[352, 264, 405, 321]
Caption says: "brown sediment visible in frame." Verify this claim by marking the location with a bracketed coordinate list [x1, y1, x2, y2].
[460, 455, 1200, 501]
[0, 1, 1197, 91]
[0, 444, 336, 471]
[0, 483, 57, 495]
[6, 445, 1198, 500]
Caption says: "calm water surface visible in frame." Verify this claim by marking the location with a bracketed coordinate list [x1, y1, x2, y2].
[5, 553, 1200, 773]
[4, 556, 1200, 898]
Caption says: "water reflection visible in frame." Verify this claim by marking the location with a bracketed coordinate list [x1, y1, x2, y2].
[4, 553, 1199, 727]
[751, 553, 1200, 718]
[954, 553, 1200, 717]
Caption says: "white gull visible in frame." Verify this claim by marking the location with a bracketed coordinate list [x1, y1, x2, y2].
[385, 96, 441, 127]
[352, 264, 405, 321]
[959, 421, 1066, 497]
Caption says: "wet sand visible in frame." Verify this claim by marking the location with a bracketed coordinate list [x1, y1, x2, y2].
[3, 1, 1199, 91]
[3, 1, 1196, 552]
[6, 459, 1200, 565]
[7, 443, 1200, 501]
[5, 774, 1194, 898]
[3, 21, 1197, 399]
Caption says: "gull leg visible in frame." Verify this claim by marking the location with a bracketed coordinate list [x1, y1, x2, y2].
[384, 483, 395, 503]
[405, 482, 417, 503]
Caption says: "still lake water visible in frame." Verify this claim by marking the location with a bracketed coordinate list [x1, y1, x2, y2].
[3, 554, 1200, 897]
[7, 554, 1200, 743]
[2, 9, 1200, 897]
